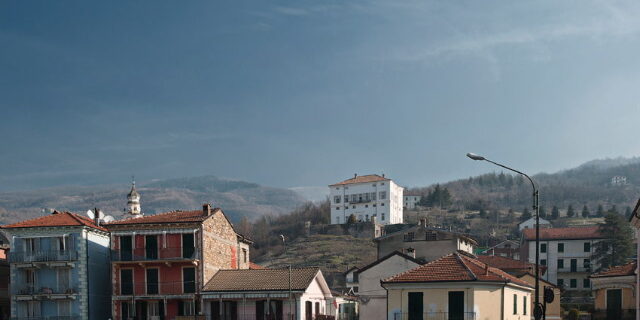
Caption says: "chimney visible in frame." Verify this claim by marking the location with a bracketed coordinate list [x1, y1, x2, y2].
[484, 263, 489, 276]
[93, 208, 100, 226]
[407, 247, 416, 258]
[382, 173, 385, 178]
[354, 173, 357, 179]
[202, 203, 212, 216]
[419, 218, 427, 228]
[371, 216, 377, 224]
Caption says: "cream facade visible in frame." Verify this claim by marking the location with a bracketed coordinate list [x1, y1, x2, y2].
[329, 175, 404, 225]
[403, 195, 421, 210]
[384, 282, 532, 320]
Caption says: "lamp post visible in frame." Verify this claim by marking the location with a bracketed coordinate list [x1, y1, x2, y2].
[466, 153, 544, 320]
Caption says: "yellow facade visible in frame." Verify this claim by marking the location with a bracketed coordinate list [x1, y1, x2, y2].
[594, 287, 635, 310]
[518, 273, 561, 320]
[384, 282, 532, 320]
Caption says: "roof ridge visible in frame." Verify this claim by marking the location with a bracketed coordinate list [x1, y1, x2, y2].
[456, 253, 478, 280]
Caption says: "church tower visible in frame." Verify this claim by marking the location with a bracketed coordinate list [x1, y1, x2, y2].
[126, 178, 142, 217]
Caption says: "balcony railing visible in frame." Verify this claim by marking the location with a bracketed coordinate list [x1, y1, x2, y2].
[111, 247, 198, 262]
[392, 312, 476, 320]
[14, 286, 78, 295]
[115, 281, 196, 296]
[8, 250, 78, 263]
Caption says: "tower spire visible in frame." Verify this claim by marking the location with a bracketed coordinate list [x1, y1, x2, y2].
[126, 176, 142, 217]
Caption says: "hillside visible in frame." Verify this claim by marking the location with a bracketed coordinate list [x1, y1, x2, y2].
[0, 175, 306, 224]
[410, 157, 640, 212]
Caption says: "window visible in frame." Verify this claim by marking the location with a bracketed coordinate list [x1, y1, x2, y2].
[381, 203, 385, 206]
[145, 235, 158, 260]
[365, 205, 368, 208]
[352, 205, 355, 209]
[557, 259, 564, 269]
[57, 268, 70, 292]
[58, 301, 71, 316]
[365, 193, 370, 201]
[315, 302, 320, 316]
[178, 300, 195, 316]
[513, 294, 517, 314]
[540, 243, 547, 253]
[23, 301, 41, 317]
[371, 192, 376, 200]
[24, 269, 36, 291]
[583, 278, 590, 288]
[381, 213, 385, 221]
[570, 259, 577, 272]
[148, 301, 160, 317]
[120, 269, 133, 295]
[120, 235, 132, 261]
[25, 238, 37, 253]
[182, 233, 195, 259]
[183, 267, 196, 293]
[570, 279, 577, 288]
[540, 259, 547, 266]
[584, 242, 591, 252]
[379, 191, 387, 200]
[558, 243, 564, 253]
[344, 195, 349, 203]
[334, 196, 341, 204]
[557, 279, 564, 287]
[351, 194, 357, 203]
[584, 259, 591, 271]
[426, 232, 437, 241]
[336, 207, 340, 210]
[404, 232, 415, 241]
[523, 296, 527, 315]
[121, 301, 133, 319]
[146, 268, 159, 294]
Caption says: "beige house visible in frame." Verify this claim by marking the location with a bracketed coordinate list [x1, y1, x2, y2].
[381, 252, 533, 320]
[355, 251, 421, 320]
[590, 261, 637, 320]
[375, 221, 476, 263]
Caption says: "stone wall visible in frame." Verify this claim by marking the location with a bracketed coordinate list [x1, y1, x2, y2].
[201, 210, 241, 282]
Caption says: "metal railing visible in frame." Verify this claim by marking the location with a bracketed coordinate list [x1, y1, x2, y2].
[8, 250, 78, 263]
[115, 281, 196, 295]
[11, 317, 81, 320]
[392, 312, 476, 320]
[14, 286, 78, 295]
[112, 247, 198, 261]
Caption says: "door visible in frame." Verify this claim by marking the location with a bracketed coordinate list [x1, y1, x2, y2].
[182, 233, 195, 258]
[570, 259, 577, 272]
[120, 269, 133, 295]
[408, 292, 423, 320]
[146, 268, 159, 294]
[448, 291, 464, 320]
[146, 235, 158, 259]
[182, 267, 196, 293]
[606, 289, 622, 320]
[120, 236, 132, 261]
[305, 301, 312, 320]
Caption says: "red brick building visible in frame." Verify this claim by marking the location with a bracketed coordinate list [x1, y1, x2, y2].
[105, 204, 252, 319]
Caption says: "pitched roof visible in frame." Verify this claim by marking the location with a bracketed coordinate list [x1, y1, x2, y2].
[330, 174, 390, 186]
[382, 252, 532, 288]
[1, 211, 107, 232]
[357, 251, 422, 275]
[374, 225, 478, 245]
[203, 267, 321, 292]
[249, 262, 265, 270]
[522, 226, 603, 241]
[476, 255, 546, 275]
[591, 261, 637, 278]
[105, 208, 221, 226]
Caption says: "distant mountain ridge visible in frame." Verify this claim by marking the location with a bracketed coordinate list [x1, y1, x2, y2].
[0, 175, 306, 225]
[411, 157, 640, 211]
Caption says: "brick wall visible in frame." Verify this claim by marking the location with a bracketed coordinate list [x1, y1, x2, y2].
[201, 211, 240, 282]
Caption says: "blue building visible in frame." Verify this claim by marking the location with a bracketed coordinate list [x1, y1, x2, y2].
[1, 211, 111, 320]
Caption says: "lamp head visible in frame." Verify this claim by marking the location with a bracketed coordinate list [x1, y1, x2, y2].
[466, 153, 486, 161]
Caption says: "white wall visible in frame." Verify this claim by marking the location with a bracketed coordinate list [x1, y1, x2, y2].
[526, 238, 599, 289]
[329, 179, 403, 226]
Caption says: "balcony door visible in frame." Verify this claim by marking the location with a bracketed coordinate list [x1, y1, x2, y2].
[448, 291, 464, 320]
[606, 289, 622, 320]
[183, 267, 195, 293]
[182, 233, 195, 259]
[145, 235, 158, 260]
[57, 268, 70, 293]
[146, 268, 159, 294]
[408, 292, 423, 320]
[120, 269, 133, 295]
[120, 236, 133, 261]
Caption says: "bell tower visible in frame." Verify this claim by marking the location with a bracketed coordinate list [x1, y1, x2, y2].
[126, 177, 142, 217]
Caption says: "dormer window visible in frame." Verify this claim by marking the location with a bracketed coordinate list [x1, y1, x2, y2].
[426, 231, 437, 241]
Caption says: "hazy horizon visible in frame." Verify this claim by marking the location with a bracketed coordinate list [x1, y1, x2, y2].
[3, 1, 640, 191]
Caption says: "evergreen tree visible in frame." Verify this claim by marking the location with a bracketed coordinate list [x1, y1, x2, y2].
[597, 204, 604, 217]
[567, 205, 575, 218]
[347, 214, 357, 224]
[593, 212, 634, 271]
[625, 206, 632, 219]
[420, 184, 453, 208]
[521, 208, 532, 221]
[609, 205, 618, 215]
[582, 205, 590, 218]
[538, 206, 547, 219]
[551, 206, 559, 220]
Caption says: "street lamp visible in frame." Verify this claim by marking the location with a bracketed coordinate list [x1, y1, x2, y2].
[466, 153, 544, 320]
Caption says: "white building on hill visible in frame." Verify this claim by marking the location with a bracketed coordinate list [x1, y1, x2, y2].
[329, 174, 403, 225]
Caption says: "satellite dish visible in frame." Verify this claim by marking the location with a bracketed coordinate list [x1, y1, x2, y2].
[97, 210, 105, 219]
[103, 215, 115, 223]
[86, 210, 95, 219]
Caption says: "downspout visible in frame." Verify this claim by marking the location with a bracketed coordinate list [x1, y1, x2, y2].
[500, 286, 504, 320]
[86, 230, 91, 320]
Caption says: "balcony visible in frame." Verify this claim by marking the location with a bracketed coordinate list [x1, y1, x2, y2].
[10, 317, 81, 320]
[111, 246, 198, 262]
[392, 312, 476, 320]
[115, 280, 196, 296]
[15, 286, 78, 296]
[9, 250, 78, 264]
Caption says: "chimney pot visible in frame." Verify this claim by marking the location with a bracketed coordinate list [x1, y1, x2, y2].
[203, 203, 212, 216]
[354, 173, 357, 178]
[93, 208, 100, 226]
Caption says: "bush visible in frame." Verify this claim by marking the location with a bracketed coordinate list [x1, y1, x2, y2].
[567, 309, 579, 320]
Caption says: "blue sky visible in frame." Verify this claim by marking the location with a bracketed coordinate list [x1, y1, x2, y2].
[2, 0, 640, 191]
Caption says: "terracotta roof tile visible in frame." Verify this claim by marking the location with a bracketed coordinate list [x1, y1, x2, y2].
[330, 174, 390, 186]
[591, 261, 637, 278]
[522, 226, 603, 241]
[383, 252, 532, 288]
[477, 255, 546, 275]
[249, 262, 265, 270]
[203, 267, 320, 292]
[105, 208, 219, 226]
[1, 211, 107, 232]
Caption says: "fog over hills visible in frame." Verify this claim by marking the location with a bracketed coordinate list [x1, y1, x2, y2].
[0, 175, 306, 225]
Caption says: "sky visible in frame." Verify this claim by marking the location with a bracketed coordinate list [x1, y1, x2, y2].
[2, 0, 640, 192]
